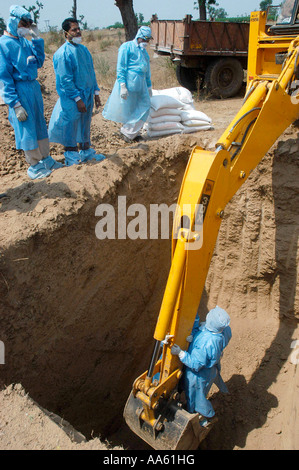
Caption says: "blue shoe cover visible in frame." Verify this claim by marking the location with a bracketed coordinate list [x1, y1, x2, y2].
[199, 418, 209, 428]
[41, 155, 64, 170]
[64, 151, 81, 166]
[79, 148, 106, 162]
[27, 162, 52, 180]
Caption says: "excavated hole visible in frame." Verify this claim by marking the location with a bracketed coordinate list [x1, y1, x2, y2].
[0, 145, 191, 448]
[1, 135, 298, 450]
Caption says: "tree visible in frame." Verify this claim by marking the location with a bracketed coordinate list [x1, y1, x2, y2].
[259, 0, 273, 10]
[0, 17, 5, 35]
[78, 14, 88, 30]
[69, 2, 88, 28]
[115, 0, 138, 41]
[136, 12, 144, 25]
[194, 0, 217, 21]
[22, 1, 44, 24]
[259, 0, 279, 21]
[207, 3, 228, 20]
[71, 0, 77, 18]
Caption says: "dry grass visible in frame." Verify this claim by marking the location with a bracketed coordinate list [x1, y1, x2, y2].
[41, 28, 180, 91]
[150, 55, 178, 90]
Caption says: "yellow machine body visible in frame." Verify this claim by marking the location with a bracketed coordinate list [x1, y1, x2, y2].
[124, 5, 299, 450]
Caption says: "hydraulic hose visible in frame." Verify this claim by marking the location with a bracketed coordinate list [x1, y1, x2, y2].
[229, 107, 261, 134]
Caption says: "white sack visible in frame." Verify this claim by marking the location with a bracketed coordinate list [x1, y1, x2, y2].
[182, 119, 211, 127]
[148, 122, 184, 132]
[149, 107, 182, 118]
[152, 86, 193, 105]
[181, 103, 195, 110]
[147, 128, 182, 138]
[150, 94, 184, 111]
[182, 125, 212, 134]
[148, 114, 181, 124]
[180, 109, 212, 123]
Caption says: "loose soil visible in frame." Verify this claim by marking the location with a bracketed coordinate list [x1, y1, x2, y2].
[0, 38, 298, 451]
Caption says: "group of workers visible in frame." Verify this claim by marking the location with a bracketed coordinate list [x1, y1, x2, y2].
[0, 5, 232, 428]
[0, 5, 153, 180]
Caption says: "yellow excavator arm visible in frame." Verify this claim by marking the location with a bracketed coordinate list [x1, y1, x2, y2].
[124, 6, 299, 450]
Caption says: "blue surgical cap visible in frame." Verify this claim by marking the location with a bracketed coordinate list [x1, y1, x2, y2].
[10, 5, 32, 20]
[206, 306, 230, 333]
[7, 5, 32, 36]
[135, 26, 152, 41]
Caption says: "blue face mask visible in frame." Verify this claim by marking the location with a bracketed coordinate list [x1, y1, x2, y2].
[71, 36, 82, 44]
[140, 42, 148, 49]
[17, 27, 30, 37]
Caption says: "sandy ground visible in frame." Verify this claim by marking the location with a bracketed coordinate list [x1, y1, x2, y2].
[0, 33, 298, 451]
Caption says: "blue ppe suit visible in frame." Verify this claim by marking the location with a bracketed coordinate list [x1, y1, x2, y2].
[0, 8, 48, 151]
[180, 307, 232, 418]
[48, 41, 100, 147]
[102, 35, 152, 126]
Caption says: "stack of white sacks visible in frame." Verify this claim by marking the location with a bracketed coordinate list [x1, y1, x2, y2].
[143, 87, 213, 138]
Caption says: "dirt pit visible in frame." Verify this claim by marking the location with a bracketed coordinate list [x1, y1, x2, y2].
[0, 50, 299, 450]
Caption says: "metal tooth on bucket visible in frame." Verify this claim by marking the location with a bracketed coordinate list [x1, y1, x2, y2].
[123, 391, 212, 450]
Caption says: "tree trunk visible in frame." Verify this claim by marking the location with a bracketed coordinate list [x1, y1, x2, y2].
[115, 0, 138, 41]
[199, 3, 207, 21]
[71, 0, 77, 18]
[196, 0, 207, 20]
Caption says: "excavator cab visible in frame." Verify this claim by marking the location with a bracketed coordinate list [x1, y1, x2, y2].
[270, 0, 299, 35]
[124, 1, 299, 450]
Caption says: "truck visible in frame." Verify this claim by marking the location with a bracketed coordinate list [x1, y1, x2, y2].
[150, 14, 249, 98]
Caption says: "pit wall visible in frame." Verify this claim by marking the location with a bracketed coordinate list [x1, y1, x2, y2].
[0, 140, 190, 439]
[203, 137, 299, 450]
[0, 135, 298, 448]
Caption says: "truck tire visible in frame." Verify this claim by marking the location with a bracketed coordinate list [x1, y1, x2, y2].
[205, 58, 244, 98]
[176, 64, 199, 91]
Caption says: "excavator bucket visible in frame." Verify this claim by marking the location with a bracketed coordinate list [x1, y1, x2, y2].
[124, 391, 213, 450]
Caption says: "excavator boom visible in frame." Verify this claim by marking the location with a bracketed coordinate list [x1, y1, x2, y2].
[124, 5, 299, 450]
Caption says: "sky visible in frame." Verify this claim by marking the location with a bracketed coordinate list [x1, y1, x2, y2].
[0, 0, 261, 31]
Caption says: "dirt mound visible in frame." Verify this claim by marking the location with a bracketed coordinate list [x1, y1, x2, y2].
[0, 49, 298, 451]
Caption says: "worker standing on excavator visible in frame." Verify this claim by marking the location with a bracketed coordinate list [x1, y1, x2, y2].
[171, 307, 232, 426]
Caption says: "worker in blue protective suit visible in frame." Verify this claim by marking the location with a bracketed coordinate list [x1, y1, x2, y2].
[0, 5, 63, 179]
[48, 18, 105, 166]
[102, 26, 153, 142]
[171, 306, 232, 427]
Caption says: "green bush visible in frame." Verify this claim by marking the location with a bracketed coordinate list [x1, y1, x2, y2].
[218, 16, 250, 22]
[0, 17, 6, 35]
